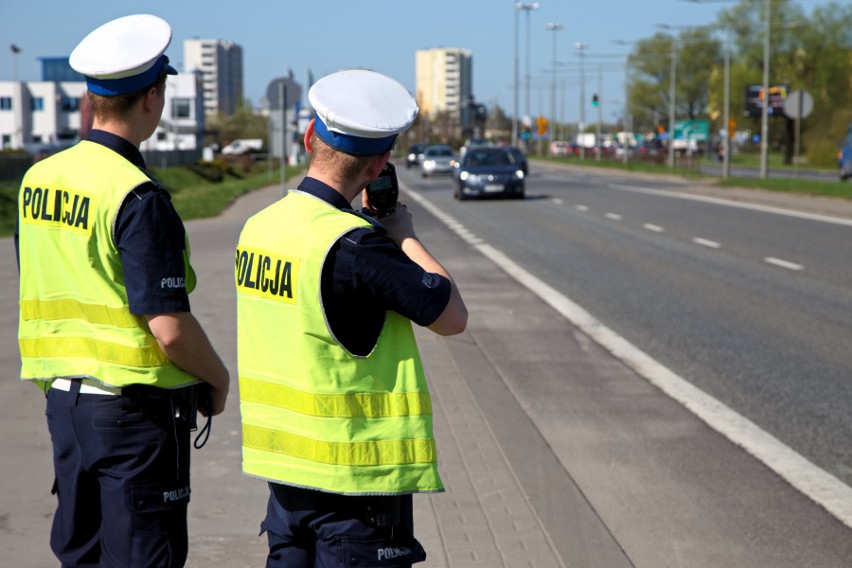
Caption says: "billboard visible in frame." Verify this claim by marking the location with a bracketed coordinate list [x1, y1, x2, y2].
[744, 84, 788, 117]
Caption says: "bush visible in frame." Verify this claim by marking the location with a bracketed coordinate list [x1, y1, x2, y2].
[805, 138, 840, 169]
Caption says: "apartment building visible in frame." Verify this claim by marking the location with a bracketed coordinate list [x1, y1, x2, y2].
[184, 39, 244, 116]
[415, 48, 472, 120]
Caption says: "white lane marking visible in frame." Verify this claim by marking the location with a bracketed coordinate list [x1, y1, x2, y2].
[693, 238, 721, 249]
[644, 223, 665, 233]
[605, 213, 623, 221]
[401, 182, 852, 532]
[552, 198, 564, 205]
[765, 257, 804, 271]
[576, 204, 589, 212]
[609, 183, 852, 227]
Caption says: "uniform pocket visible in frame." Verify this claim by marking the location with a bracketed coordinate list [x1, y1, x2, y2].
[127, 482, 189, 568]
[339, 535, 427, 567]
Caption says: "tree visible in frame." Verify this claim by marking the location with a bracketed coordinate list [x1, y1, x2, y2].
[206, 98, 268, 147]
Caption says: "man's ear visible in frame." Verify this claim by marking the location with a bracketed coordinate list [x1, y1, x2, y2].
[365, 152, 390, 181]
[304, 119, 315, 154]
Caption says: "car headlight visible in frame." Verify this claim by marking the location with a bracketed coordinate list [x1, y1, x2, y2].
[407, 153, 415, 160]
[514, 170, 525, 179]
[424, 160, 435, 168]
[460, 171, 470, 181]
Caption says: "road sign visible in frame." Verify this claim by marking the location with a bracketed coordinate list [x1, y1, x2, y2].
[674, 120, 710, 141]
[727, 117, 737, 139]
[783, 89, 814, 120]
[536, 115, 548, 136]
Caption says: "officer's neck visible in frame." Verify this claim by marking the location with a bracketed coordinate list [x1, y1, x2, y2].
[305, 167, 366, 205]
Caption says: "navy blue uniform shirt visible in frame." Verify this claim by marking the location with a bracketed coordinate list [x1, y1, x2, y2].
[298, 177, 451, 356]
[15, 130, 191, 315]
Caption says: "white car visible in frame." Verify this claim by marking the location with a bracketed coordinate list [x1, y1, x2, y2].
[420, 145, 457, 177]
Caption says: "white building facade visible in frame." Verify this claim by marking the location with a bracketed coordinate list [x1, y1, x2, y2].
[0, 71, 204, 157]
[184, 39, 244, 116]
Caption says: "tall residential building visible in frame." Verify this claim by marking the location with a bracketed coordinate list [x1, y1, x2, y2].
[184, 39, 244, 116]
[415, 48, 472, 120]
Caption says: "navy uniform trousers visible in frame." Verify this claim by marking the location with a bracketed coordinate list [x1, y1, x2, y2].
[262, 483, 428, 568]
[46, 379, 191, 568]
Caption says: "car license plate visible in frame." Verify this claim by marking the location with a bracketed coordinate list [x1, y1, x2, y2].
[485, 184, 504, 192]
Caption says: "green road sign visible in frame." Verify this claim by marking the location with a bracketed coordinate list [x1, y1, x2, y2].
[674, 120, 710, 141]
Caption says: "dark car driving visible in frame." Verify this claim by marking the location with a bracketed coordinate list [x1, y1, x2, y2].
[406, 143, 428, 169]
[505, 146, 528, 175]
[454, 147, 525, 200]
[839, 123, 852, 181]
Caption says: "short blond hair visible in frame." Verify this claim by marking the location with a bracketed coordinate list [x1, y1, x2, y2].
[309, 132, 376, 180]
[88, 74, 167, 122]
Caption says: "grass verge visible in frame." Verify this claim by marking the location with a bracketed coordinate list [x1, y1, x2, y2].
[0, 161, 302, 238]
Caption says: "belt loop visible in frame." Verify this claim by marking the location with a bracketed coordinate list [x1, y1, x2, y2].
[65, 379, 82, 407]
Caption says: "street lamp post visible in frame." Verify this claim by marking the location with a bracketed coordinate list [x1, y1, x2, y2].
[574, 42, 588, 159]
[515, 3, 540, 147]
[667, 34, 677, 169]
[546, 22, 562, 156]
[759, 0, 771, 179]
[10, 43, 21, 150]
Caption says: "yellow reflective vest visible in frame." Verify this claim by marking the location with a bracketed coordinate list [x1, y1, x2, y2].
[18, 140, 198, 391]
[236, 190, 443, 495]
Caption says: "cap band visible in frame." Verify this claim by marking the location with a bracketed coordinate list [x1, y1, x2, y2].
[314, 116, 396, 156]
[86, 55, 175, 96]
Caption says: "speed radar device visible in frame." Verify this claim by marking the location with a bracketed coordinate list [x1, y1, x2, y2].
[364, 162, 399, 218]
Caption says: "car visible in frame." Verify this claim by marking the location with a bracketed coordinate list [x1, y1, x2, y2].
[454, 147, 525, 200]
[838, 124, 852, 181]
[420, 145, 457, 177]
[459, 137, 494, 158]
[550, 140, 571, 157]
[505, 146, 528, 175]
[636, 139, 667, 159]
[406, 143, 428, 169]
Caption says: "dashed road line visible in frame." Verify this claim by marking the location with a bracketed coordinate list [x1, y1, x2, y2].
[575, 204, 589, 212]
[643, 223, 665, 233]
[605, 213, 622, 221]
[693, 238, 721, 249]
[765, 257, 804, 271]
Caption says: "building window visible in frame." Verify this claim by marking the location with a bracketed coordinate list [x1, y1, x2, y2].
[0, 97, 12, 110]
[31, 97, 45, 111]
[61, 97, 80, 112]
[172, 98, 192, 119]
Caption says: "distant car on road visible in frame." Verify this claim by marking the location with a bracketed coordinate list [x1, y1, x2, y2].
[454, 146, 525, 200]
[838, 125, 852, 181]
[459, 137, 494, 158]
[506, 146, 528, 175]
[406, 143, 428, 169]
[420, 145, 456, 177]
[550, 140, 571, 157]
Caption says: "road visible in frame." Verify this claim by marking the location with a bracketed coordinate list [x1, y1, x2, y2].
[402, 162, 852, 488]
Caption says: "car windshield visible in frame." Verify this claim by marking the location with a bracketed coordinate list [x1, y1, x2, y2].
[427, 148, 453, 157]
[464, 149, 512, 167]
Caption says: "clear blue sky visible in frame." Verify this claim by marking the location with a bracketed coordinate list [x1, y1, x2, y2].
[0, 0, 832, 125]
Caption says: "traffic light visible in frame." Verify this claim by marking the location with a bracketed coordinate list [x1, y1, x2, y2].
[591, 94, 599, 108]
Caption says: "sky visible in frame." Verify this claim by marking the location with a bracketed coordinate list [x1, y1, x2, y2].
[0, 0, 834, 126]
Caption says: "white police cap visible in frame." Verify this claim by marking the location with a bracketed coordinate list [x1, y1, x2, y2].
[69, 14, 177, 96]
[309, 69, 418, 156]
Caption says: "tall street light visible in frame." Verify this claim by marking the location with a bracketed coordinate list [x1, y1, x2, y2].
[515, 2, 540, 142]
[613, 40, 635, 165]
[574, 42, 588, 159]
[546, 22, 562, 155]
[759, 0, 771, 179]
[655, 27, 678, 169]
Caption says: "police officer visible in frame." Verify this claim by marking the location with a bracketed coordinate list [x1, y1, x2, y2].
[16, 14, 230, 567]
[235, 69, 468, 567]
